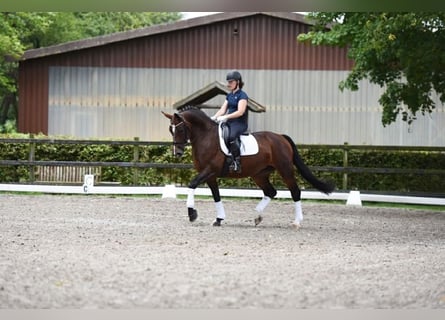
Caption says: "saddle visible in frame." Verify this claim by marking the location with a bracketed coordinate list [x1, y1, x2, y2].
[218, 123, 259, 156]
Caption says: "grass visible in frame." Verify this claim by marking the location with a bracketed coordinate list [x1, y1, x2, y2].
[2, 190, 444, 212]
[178, 194, 445, 212]
[361, 201, 445, 212]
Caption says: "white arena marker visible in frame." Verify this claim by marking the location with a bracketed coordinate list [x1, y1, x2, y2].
[346, 190, 362, 206]
[82, 174, 95, 193]
[162, 184, 177, 198]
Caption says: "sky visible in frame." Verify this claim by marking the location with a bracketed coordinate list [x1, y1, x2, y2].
[181, 12, 307, 20]
[181, 12, 221, 20]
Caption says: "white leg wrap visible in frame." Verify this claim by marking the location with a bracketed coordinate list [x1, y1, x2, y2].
[186, 188, 195, 208]
[255, 196, 271, 213]
[294, 201, 303, 224]
[215, 201, 225, 220]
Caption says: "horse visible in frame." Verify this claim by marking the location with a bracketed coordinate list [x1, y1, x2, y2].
[162, 107, 334, 228]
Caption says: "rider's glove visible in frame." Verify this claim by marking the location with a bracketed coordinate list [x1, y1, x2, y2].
[216, 115, 229, 123]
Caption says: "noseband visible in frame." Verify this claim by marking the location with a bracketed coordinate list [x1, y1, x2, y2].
[170, 121, 189, 154]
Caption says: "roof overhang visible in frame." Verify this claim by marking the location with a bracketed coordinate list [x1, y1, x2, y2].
[173, 81, 266, 113]
[20, 12, 310, 61]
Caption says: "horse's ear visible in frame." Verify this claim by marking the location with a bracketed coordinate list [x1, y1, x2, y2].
[161, 111, 173, 120]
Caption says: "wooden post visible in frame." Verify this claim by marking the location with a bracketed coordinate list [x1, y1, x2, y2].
[342, 142, 349, 190]
[28, 134, 36, 183]
[133, 137, 140, 185]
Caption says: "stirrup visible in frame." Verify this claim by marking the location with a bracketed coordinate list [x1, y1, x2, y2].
[230, 160, 241, 173]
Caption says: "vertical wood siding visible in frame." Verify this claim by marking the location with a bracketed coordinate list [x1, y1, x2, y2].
[18, 14, 444, 145]
[46, 67, 445, 145]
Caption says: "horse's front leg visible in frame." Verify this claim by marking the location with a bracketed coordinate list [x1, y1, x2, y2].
[207, 178, 225, 226]
[186, 170, 214, 223]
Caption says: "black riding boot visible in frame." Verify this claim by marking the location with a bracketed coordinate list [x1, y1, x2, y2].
[229, 140, 242, 173]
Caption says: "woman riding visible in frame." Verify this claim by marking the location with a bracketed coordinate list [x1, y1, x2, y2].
[211, 70, 249, 173]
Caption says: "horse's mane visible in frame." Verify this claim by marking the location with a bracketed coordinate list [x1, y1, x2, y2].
[177, 105, 199, 113]
[177, 105, 214, 125]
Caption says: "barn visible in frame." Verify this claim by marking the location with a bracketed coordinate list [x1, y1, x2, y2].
[18, 12, 444, 146]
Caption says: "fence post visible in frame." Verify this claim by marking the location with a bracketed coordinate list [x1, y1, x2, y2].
[343, 142, 349, 190]
[133, 137, 140, 185]
[28, 134, 36, 183]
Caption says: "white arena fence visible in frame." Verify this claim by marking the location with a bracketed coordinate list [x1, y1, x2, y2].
[0, 183, 444, 207]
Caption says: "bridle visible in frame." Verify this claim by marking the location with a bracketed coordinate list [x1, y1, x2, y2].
[169, 120, 189, 155]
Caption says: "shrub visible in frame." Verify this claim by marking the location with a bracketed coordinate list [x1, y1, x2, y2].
[0, 133, 444, 194]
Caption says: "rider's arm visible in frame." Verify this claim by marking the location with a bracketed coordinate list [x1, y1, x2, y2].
[212, 100, 228, 119]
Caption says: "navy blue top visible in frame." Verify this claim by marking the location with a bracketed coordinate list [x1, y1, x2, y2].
[226, 89, 249, 124]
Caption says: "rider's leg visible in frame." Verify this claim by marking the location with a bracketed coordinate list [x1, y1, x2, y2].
[229, 139, 241, 173]
[227, 122, 245, 173]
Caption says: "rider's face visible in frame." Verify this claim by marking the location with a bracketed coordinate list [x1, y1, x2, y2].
[227, 80, 238, 90]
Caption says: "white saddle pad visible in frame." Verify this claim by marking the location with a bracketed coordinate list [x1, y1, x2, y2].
[218, 124, 259, 156]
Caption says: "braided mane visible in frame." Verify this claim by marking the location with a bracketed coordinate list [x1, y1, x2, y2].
[177, 105, 200, 112]
[177, 106, 215, 126]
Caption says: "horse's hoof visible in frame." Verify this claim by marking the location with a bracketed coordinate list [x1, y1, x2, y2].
[213, 218, 223, 226]
[188, 208, 198, 222]
[254, 215, 263, 226]
[291, 221, 301, 229]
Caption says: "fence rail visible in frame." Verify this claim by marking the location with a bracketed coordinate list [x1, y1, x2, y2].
[1, 137, 445, 192]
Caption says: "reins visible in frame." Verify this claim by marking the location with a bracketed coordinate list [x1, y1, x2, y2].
[170, 121, 190, 155]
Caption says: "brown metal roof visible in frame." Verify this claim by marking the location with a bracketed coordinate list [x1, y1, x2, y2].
[172, 81, 266, 112]
[21, 12, 310, 61]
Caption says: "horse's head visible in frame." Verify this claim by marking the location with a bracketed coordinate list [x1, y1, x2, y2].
[162, 111, 189, 157]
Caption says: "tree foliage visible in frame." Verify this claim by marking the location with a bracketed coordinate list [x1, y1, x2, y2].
[0, 12, 181, 131]
[298, 12, 445, 126]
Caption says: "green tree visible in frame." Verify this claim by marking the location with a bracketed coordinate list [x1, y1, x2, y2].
[72, 12, 181, 38]
[0, 13, 39, 131]
[298, 12, 445, 126]
[0, 12, 181, 132]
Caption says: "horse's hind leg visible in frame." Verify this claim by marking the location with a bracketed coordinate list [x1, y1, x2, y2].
[207, 178, 225, 226]
[276, 166, 303, 228]
[252, 169, 277, 226]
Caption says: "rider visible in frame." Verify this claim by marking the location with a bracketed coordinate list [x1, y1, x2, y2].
[211, 70, 249, 173]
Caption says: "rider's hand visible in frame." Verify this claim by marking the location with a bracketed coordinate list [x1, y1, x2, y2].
[210, 115, 217, 121]
[216, 115, 229, 123]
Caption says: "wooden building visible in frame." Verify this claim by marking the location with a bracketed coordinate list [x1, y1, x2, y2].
[18, 12, 444, 146]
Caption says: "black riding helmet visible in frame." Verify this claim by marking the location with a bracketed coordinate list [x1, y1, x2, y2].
[226, 70, 242, 82]
[226, 70, 244, 89]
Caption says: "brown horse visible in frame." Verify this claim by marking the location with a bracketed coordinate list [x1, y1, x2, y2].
[162, 107, 334, 227]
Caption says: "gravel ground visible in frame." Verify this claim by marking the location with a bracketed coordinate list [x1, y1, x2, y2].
[0, 193, 444, 308]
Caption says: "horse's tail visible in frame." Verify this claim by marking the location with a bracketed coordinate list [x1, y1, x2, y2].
[282, 134, 335, 195]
